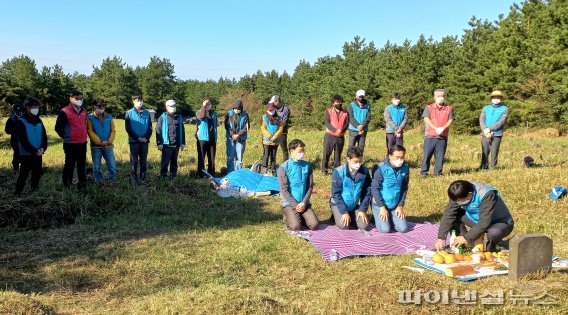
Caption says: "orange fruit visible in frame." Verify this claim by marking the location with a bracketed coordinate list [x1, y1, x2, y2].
[463, 255, 473, 262]
[454, 253, 464, 261]
[485, 252, 493, 261]
[444, 255, 455, 264]
[432, 253, 445, 264]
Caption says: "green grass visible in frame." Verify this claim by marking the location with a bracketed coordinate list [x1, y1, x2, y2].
[0, 116, 567, 314]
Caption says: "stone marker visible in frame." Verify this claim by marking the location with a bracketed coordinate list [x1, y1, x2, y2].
[509, 234, 553, 281]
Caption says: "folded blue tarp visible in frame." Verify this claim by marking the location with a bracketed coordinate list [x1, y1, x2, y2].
[204, 169, 280, 193]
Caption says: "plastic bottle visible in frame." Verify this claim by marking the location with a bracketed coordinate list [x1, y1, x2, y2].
[449, 229, 457, 253]
[329, 249, 338, 262]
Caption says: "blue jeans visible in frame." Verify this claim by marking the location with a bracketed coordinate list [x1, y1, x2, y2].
[91, 147, 117, 182]
[226, 139, 246, 173]
[372, 205, 408, 233]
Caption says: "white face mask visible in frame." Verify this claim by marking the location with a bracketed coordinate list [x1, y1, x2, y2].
[491, 98, 501, 105]
[267, 110, 275, 116]
[392, 159, 404, 168]
[167, 107, 176, 114]
[435, 97, 445, 105]
[350, 162, 361, 172]
[456, 198, 471, 205]
[95, 109, 105, 115]
[73, 100, 83, 107]
[294, 152, 304, 161]
[134, 101, 143, 109]
[392, 99, 400, 106]
[234, 109, 241, 114]
[30, 108, 39, 116]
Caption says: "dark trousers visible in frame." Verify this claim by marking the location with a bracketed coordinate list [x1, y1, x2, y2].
[262, 144, 278, 171]
[62, 142, 87, 188]
[348, 131, 367, 154]
[15, 155, 43, 194]
[386, 133, 404, 153]
[283, 206, 320, 231]
[160, 145, 180, 178]
[454, 212, 514, 252]
[197, 140, 216, 176]
[11, 147, 21, 172]
[481, 136, 502, 169]
[420, 137, 447, 176]
[331, 206, 369, 230]
[322, 134, 344, 172]
[129, 143, 149, 182]
[278, 133, 289, 162]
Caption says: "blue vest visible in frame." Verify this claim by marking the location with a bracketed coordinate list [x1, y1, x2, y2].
[461, 182, 498, 224]
[385, 104, 407, 133]
[126, 108, 151, 142]
[160, 112, 183, 145]
[225, 110, 248, 141]
[338, 164, 368, 212]
[88, 113, 112, 142]
[280, 158, 311, 207]
[483, 104, 508, 136]
[263, 115, 282, 143]
[196, 111, 218, 142]
[18, 117, 43, 155]
[376, 161, 409, 209]
[349, 102, 371, 132]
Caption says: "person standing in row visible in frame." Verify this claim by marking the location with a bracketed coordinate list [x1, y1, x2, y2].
[224, 100, 249, 173]
[14, 97, 47, 196]
[195, 99, 218, 176]
[420, 89, 454, 177]
[278, 139, 320, 231]
[261, 103, 284, 175]
[479, 90, 509, 170]
[322, 95, 348, 175]
[125, 93, 152, 185]
[55, 89, 88, 192]
[270, 95, 291, 162]
[347, 89, 371, 154]
[157, 100, 185, 180]
[5, 103, 24, 175]
[384, 92, 408, 154]
[87, 97, 117, 183]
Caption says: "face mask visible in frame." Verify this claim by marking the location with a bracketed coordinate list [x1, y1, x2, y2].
[435, 97, 444, 105]
[95, 109, 105, 115]
[234, 109, 241, 114]
[350, 163, 361, 171]
[73, 100, 83, 107]
[392, 159, 404, 168]
[267, 110, 275, 116]
[456, 198, 471, 205]
[134, 101, 143, 108]
[206, 106, 212, 112]
[392, 99, 400, 106]
[167, 107, 176, 114]
[333, 103, 342, 109]
[491, 98, 501, 105]
[30, 108, 39, 116]
[295, 152, 304, 161]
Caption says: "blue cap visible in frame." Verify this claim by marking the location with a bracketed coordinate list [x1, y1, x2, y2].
[550, 186, 566, 200]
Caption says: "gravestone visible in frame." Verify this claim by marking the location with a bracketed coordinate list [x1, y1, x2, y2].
[509, 234, 552, 281]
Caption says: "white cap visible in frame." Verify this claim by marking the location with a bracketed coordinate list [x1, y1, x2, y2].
[165, 99, 176, 107]
[269, 95, 280, 104]
[356, 90, 366, 97]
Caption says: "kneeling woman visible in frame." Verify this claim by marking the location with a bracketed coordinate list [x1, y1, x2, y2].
[436, 180, 514, 252]
[277, 139, 319, 231]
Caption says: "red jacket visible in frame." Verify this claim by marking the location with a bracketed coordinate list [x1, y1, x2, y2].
[424, 103, 453, 137]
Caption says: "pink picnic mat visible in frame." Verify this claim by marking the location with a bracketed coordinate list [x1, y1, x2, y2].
[288, 223, 442, 262]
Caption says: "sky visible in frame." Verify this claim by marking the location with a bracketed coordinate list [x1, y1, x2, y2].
[0, 0, 519, 81]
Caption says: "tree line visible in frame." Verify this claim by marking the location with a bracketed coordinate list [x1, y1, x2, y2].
[0, 0, 566, 133]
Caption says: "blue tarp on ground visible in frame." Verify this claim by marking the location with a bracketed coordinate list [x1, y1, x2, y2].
[213, 169, 280, 193]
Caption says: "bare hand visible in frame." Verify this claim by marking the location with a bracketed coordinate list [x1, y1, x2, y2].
[356, 211, 368, 224]
[296, 203, 306, 213]
[452, 236, 468, 247]
[158, 145, 163, 151]
[341, 213, 351, 227]
[357, 125, 363, 131]
[379, 207, 389, 221]
[395, 206, 405, 219]
[101, 140, 108, 146]
[232, 135, 239, 141]
[435, 239, 445, 250]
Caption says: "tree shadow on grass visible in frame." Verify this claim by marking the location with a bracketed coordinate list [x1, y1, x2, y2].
[0, 162, 281, 294]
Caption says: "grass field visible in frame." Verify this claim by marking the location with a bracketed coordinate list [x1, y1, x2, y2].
[0, 115, 567, 314]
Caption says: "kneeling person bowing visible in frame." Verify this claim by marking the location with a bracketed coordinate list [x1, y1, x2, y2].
[278, 139, 320, 231]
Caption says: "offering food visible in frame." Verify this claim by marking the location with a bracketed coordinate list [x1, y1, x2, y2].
[444, 265, 475, 277]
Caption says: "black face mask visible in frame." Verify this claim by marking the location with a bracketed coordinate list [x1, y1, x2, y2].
[334, 104, 342, 109]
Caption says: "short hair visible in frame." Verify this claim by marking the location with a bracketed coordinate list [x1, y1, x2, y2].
[391, 92, 401, 99]
[447, 180, 475, 201]
[388, 145, 406, 155]
[131, 92, 142, 100]
[288, 139, 305, 151]
[433, 88, 446, 96]
[346, 147, 363, 159]
[332, 95, 344, 103]
[70, 89, 83, 97]
[23, 97, 41, 108]
[92, 97, 107, 106]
